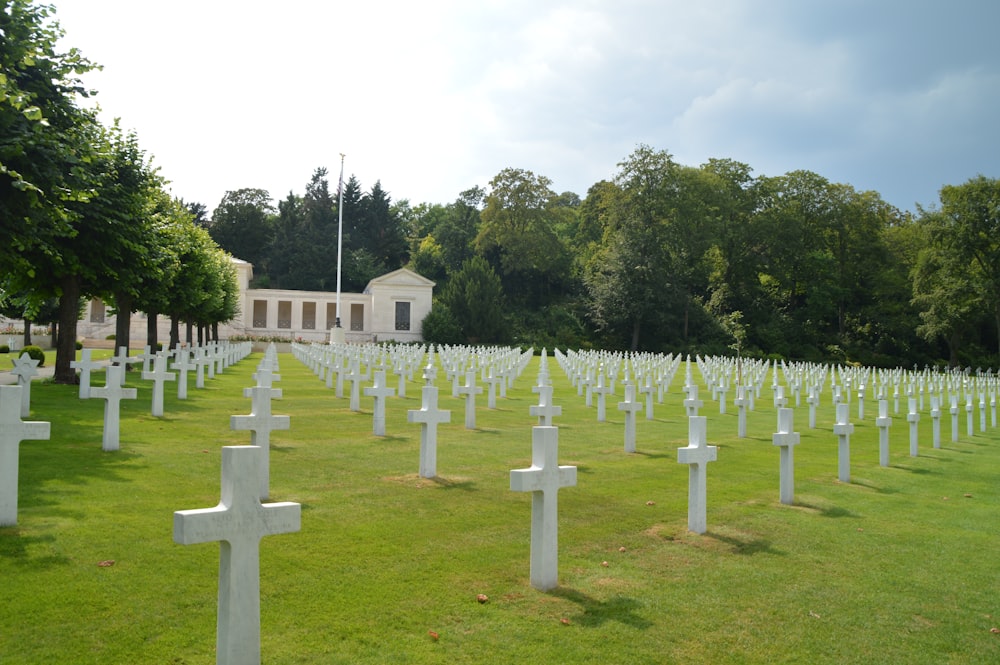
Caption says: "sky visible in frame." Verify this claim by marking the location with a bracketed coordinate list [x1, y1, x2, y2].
[49, 0, 1000, 216]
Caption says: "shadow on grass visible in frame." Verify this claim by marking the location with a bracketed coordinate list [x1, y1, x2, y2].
[704, 530, 784, 556]
[796, 501, 860, 518]
[429, 476, 477, 491]
[631, 451, 672, 460]
[849, 478, 900, 495]
[0, 530, 71, 568]
[549, 587, 653, 629]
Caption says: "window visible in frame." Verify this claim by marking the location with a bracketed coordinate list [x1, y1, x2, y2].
[302, 302, 316, 329]
[252, 300, 268, 328]
[350, 303, 364, 331]
[395, 301, 411, 331]
[277, 301, 292, 329]
[90, 299, 106, 323]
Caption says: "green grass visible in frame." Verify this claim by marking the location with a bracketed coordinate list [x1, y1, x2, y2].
[2, 352, 999, 664]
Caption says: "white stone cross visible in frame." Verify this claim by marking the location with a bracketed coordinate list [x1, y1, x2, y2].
[172, 349, 198, 400]
[456, 370, 483, 430]
[142, 353, 176, 417]
[530, 384, 562, 427]
[173, 445, 300, 665]
[683, 383, 703, 418]
[137, 345, 156, 375]
[10, 353, 39, 417]
[677, 415, 717, 534]
[965, 395, 974, 437]
[484, 368, 502, 409]
[906, 397, 920, 457]
[833, 403, 854, 483]
[111, 346, 141, 385]
[0, 385, 50, 526]
[638, 375, 656, 421]
[70, 348, 103, 399]
[772, 407, 800, 505]
[231, 386, 290, 500]
[592, 372, 612, 422]
[949, 394, 959, 443]
[930, 395, 942, 449]
[735, 386, 749, 438]
[364, 369, 396, 436]
[979, 392, 987, 433]
[857, 384, 866, 421]
[806, 385, 819, 429]
[876, 399, 893, 467]
[346, 360, 364, 412]
[408, 385, 452, 478]
[90, 364, 138, 451]
[617, 383, 643, 453]
[509, 426, 577, 591]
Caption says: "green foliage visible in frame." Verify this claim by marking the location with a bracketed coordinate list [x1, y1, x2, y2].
[0, 345, 9, 353]
[20, 344, 43, 366]
[208, 188, 276, 268]
[440, 257, 507, 344]
[419, 301, 464, 346]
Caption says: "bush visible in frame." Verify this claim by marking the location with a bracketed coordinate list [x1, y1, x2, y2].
[105, 334, 116, 340]
[75, 341, 83, 350]
[0, 345, 8, 354]
[21, 345, 45, 367]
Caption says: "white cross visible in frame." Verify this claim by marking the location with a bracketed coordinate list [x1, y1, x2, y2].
[734, 386, 749, 438]
[949, 394, 959, 443]
[833, 403, 854, 483]
[772, 407, 800, 505]
[142, 353, 176, 417]
[70, 348, 103, 399]
[10, 353, 39, 418]
[407, 385, 452, 478]
[346, 360, 365, 412]
[638, 375, 656, 421]
[876, 399, 893, 466]
[592, 372, 612, 422]
[456, 370, 483, 430]
[90, 364, 138, 451]
[929, 395, 942, 449]
[530, 384, 562, 427]
[683, 383, 703, 418]
[617, 384, 643, 453]
[231, 386, 290, 500]
[364, 369, 396, 436]
[510, 426, 577, 591]
[906, 397, 920, 457]
[173, 446, 300, 665]
[677, 416, 717, 534]
[172, 349, 198, 400]
[965, 395, 974, 437]
[136, 345, 156, 375]
[0, 385, 50, 526]
[111, 346, 141, 386]
[484, 369, 502, 409]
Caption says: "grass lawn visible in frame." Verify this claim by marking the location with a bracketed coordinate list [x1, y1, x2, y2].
[1, 350, 999, 664]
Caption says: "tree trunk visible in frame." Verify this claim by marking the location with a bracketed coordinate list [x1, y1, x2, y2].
[630, 317, 641, 352]
[185, 321, 193, 345]
[146, 311, 158, 350]
[169, 316, 180, 349]
[22, 319, 31, 348]
[212, 322, 219, 342]
[114, 292, 132, 354]
[54, 277, 81, 384]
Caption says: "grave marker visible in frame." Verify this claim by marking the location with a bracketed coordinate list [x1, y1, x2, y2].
[142, 353, 176, 417]
[906, 397, 920, 457]
[833, 403, 854, 483]
[10, 353, 39, 418]
[617, 383, 643, 453]
[772, 408, 800, 505]
[90, 364, 137, 451]
[70, 349, 103, 399]
[407, 385, 451, 478]
[677, 416, 717, 534]
[0, 386, 50, 526]
[510, 426, 577, 591]
[364, 369, 396, 436]
[876, 399, 892, 467]
[173, 446, 300, 665]
[231, 386, 290, 500]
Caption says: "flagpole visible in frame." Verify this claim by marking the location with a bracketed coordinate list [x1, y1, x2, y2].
[332, 153, 346, 344]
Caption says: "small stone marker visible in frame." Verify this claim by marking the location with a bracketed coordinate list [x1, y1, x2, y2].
[906, 397, 920, 457]
[677, 416, 717, 534]
[142, 353, 176, 417]
[772, 407, 800, 505]
[876, 399, 892, 467]
[10, 353, 39, 418]
[408, 385, 452, 478]
[510, 426, 577, 591]
[0, 385, 50, 526]
[364, 369, 396, 436]
[173, 445, 301, 665]
[70, 349, 103, 399]
[833, 403, 854, 483]
[90, 364, 138, 452]
[617, 383, 643, 453]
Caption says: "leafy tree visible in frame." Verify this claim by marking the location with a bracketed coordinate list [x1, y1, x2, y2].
[434, 186, 483, 272]
[209, 188, 275, 271]
[0, 0, 97, 274]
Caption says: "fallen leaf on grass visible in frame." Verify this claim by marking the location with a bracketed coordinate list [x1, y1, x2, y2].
[645, 501, 656, 506]
[990, 627, 1000, 634]
[560, 618, 571, 625]
[97, 560, 115, 567]
[964, 493, 973, 498]
[809, 611, 821, 619]
[477, 594, 489, 604]
[428, 630, 440, 641]
[618, 546, 627, 552]
[601, 561, 609, 567]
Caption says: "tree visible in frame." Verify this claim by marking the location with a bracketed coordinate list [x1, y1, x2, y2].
[209, 188, 275, 271]
[0, 0, 97, 274]
[440, 256, 506, 344]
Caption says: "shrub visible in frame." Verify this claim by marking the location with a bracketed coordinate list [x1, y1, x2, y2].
[21, 345, 45, 367]
[105, 334, 116, 340]
[0, 345, 8, 354]
[75, 341, 83, 350]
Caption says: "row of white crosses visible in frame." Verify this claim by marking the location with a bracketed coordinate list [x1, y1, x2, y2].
[175, 343, 300, 665]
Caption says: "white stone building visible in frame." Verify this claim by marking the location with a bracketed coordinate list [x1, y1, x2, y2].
[77, 258, 436, 344]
